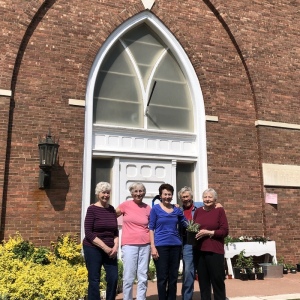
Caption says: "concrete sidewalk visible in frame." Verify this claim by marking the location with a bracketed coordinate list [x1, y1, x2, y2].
[116, 272, 300, 299]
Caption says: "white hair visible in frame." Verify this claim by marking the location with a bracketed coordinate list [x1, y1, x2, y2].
[95, 182, 111, 195]
[202, 188, 218, 200]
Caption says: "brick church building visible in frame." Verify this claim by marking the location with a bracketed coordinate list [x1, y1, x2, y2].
[0, 0, 299, 263]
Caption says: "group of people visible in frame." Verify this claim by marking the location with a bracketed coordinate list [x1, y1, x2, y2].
[83, 181, 229, 300]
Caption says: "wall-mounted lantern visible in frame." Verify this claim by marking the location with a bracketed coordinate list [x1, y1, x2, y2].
[38, 130, 59, 189]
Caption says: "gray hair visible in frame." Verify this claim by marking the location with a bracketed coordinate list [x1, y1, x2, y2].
[95, 182, 111, 195]
[178, 186, 194, 200]
[202, 188, 218, 200]
[129, 182, 146, 194]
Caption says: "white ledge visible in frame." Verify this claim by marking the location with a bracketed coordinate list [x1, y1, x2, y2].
[0, 89, 12, 97]
[255, 120, 300, 130]
[68, 99, 85, 106]
[205, 115, 218, 122]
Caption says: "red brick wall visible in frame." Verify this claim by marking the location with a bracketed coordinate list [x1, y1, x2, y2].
[0, 0, 299, 263]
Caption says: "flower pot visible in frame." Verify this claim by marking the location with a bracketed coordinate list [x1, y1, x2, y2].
[233, 267, 241, 279]
[256, 272, 264, 280]
[248, 273, 255, 280]
[186, 231, 197, 246]
[296, 264, 300, 272]
[240, 273, 248, 281]
[290, 268, 297, 274]
[283, 267, 288, 274]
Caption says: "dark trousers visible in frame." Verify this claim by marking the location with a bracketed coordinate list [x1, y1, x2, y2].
[83, 244, 118, 300]
[154, 245, 182, 300]
[195, 251, 226, 300]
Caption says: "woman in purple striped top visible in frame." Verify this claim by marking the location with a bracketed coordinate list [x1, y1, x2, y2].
[83, 181, 119, 300]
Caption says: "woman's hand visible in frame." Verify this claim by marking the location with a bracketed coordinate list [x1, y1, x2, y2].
[151, 246, 159, 260]
[196, 229, 214, 239]
[109, 246, 118, 259]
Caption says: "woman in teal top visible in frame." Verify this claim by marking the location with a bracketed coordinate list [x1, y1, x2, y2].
[149, 183, 187, 300]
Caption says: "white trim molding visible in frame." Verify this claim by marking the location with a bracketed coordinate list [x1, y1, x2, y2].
[0, 89, 12, 97]
[206, 115, 218, 122]
[68, 99, 85, 106]
[255, 120, 300, 131]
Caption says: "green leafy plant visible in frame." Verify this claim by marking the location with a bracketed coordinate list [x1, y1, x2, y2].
[32, 247, 51, 265]
[185, 220, 200, 232]
[148, 259, 156, 281]
[234, 250, 248, 269]
[12, 240, 34, 260]
[245, 256, 254, 270]
[225, 235, 270, 245]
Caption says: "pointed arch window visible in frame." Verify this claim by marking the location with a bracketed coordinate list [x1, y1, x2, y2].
[93, 23, 194, 132]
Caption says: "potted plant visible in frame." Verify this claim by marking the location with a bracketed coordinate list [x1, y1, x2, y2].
[283, 264, 288, 274]
[278, 256, 288, 274]
[255, 267, 264, 280]
[185, 220, 200, 246]
[287, 264, 297, 274]
[247, 268, 256, 280]
[296, 262, 300, 272]
[239, 268, 248, 281]
[245, 256, 255, 280]
[233, 250, 247, 279]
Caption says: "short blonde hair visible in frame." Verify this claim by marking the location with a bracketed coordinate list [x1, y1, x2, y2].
[95, 182, 111, 196]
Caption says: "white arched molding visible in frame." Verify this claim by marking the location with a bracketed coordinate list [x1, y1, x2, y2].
[81, 11, 208, 239]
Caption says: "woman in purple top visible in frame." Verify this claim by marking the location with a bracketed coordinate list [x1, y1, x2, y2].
[194, 188, 229, 300]
[83, 182, 119, 300]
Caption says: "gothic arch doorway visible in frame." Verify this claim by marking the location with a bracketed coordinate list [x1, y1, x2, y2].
[81, 11, 208, 238]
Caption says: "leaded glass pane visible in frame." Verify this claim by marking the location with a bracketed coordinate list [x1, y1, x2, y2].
[93, 41, 142, 127]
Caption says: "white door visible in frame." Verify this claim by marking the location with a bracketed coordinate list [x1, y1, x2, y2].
[119, 158, 176, 207]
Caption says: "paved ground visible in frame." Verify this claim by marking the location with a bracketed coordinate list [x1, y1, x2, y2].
[116, 272, 300, 299]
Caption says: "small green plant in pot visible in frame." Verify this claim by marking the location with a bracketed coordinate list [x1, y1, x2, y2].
[278, 256, 288, 274]
[245, 256, 255, 280]
[185, 220, 200, 246]
[287, 264, 297, 274]
[255, 267, 264, 280]
[233, 250, 247, 279]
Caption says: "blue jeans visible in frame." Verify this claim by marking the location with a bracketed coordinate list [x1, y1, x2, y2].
[122, 244, 151, 300]
[154, 245, 182, 300]
[181, 243, 195, 300]
[83, 244, 118, 300]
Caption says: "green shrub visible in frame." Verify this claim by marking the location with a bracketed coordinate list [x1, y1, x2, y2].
[32, 247, 50, 265]
[12, 240, 34, 260]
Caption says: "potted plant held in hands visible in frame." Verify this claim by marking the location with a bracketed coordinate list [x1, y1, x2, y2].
[185, 220, 200, 246]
